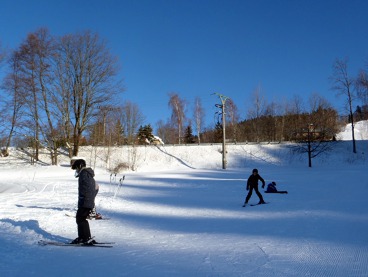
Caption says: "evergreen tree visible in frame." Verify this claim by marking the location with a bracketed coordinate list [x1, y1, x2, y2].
[214, 121, 223, 143]
[184, 125, 195, 144]
[136, 124, 154, 144]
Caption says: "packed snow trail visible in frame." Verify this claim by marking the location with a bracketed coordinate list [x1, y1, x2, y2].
[1, 141, 368, 276]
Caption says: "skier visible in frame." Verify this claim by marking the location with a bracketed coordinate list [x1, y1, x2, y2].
[243, 168, 266, 207]
[70, 157, 102, 219]
[70, 158, 97, 244]
[266, 181, 277, 193]
[71, 157, 101, 219]
[265, 181, 288, 194]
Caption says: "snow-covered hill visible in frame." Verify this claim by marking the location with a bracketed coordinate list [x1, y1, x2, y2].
[0, 122, 367, 277]
[336, 120, 368, 140]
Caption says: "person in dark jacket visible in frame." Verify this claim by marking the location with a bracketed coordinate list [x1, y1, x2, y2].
[265, 181, 288, 194]
[266, 181, 277, 193]
[70, 159, 96, 244]
[243, 168, 266, 207]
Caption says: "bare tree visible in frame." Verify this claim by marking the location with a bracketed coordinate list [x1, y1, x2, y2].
[17, 38, 40, 161]
[89, 102, 143, 146]
[193, 97, 205, 144]
[14, 29, 61, 164]
[89, 105, 117, 145]
[156, 119, 176, 144]
[118, 101, 145, 144]
[54, 37, 73, 156]
[330, 58, 356, 153]
[291, 94, 338, 167]
[225, 98, 239, 142]
[1, 51, 25, 155]
[308, 93, 339, 136]
[168, 93, 186, 144]
[32, 29, 58, 164]
[55, 31, 123, 156]
[292, 123, 335, 167]
[263, 101, 279, 141]
[357, 70, 368, 103]
[356, 69, 368, 120]
[284, 95, 305, 139]
[15, 29, 54, 161]
[247, 86, 266, 142]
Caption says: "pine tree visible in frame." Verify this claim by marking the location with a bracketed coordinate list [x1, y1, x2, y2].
[136, 124, 154, 144]
[214, 121, 223, 143]
[184, 126, 195, 144]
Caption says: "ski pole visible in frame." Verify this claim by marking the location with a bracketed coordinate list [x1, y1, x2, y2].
[113, 175, 125, 199]
[110, 173, 116, 194]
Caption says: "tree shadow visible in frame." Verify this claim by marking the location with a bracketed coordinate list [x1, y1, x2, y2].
[154, 145, 195, 169]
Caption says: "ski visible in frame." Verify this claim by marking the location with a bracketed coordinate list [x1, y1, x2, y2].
[250, 202, 269, 206]
[93, 241, 115, 245]
[264, 191, 288, 194]
[65, 213, 75, 218]
[38, 240, 113, 248]
[65, 213, 110, 220]
[243, 202, 269, 207]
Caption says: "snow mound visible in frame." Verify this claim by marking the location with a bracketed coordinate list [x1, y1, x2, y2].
[336, 120, 368, 140]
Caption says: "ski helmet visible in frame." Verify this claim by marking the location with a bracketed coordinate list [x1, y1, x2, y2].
[71, 159, 86, 170]
[252, 168, 258, 174]
[70, 156, 85, 167]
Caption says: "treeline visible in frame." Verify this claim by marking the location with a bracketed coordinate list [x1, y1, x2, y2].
[1, 29, 368, 164]
[0, 29, 123, 163]
[156, 92, 365, 145]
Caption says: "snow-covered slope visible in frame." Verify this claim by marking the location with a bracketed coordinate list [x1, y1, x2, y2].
[0, 123, 367, 276]
[336, 120, 368, 140]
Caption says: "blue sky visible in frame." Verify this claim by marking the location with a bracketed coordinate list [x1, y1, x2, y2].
[1, 0, 368, 131]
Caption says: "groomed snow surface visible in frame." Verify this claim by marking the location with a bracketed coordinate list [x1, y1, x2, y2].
[1, 125, 368, 276]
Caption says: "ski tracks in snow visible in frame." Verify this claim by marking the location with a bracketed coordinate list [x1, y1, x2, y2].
[252, 239, 368, 276]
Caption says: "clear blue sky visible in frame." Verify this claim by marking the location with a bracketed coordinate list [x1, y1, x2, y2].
[1, 0, 368, 131]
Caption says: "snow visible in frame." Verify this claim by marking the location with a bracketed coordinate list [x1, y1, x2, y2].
[1, 122, 368, 276]
[336, 120, 368, 140]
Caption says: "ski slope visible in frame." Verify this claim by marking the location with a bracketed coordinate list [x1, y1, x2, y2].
[0, 123, 368, 276]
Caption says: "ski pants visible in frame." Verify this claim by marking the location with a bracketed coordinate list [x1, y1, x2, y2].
[76, 207, 92, 241]
[245, 184, 264, 203]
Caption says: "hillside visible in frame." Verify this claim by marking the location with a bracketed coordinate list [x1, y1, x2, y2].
[336, 120, 368, 140]
[2, 121, 367, 173]
[0, 122, 367, 276]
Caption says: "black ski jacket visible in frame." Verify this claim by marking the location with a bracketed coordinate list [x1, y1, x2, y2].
[247, 173, 265, 190]
[77, 167, 96, 209]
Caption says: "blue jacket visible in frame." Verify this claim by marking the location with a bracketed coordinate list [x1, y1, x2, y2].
[266, 183, 277, 193]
